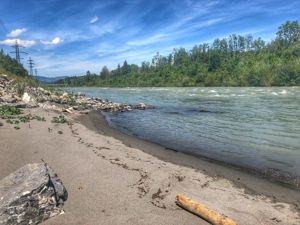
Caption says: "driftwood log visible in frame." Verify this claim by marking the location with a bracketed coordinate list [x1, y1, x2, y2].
[176, 194, 238, 225]
[0, 163, 68, 225]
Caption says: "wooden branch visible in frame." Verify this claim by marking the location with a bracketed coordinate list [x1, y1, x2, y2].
[176, 194, 239, 225]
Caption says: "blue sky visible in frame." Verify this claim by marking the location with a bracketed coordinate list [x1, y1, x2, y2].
[0, 0, 299, 77]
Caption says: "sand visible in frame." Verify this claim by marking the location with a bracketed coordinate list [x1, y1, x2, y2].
[0, 107, 299, 225]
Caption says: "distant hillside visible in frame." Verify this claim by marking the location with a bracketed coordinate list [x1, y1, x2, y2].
[35, 76, 68, 84]
[0, 49, 38, 89]
[0, 49, 28, 77]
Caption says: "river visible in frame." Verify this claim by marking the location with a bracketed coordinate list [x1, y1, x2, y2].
[65, 87, 300, 187]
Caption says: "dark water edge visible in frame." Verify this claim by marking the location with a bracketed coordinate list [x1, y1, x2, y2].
[102, 111, 300, 189]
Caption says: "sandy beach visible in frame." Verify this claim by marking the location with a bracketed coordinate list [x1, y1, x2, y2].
[0, 107, 299, 225]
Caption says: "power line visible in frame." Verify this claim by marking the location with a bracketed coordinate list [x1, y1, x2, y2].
[10, 40, 28, 64]
[27, 57, 35, 76]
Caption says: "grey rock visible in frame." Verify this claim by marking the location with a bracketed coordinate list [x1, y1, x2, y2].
[134, 103, 153, 110]
[0, 96, 17, 104]
[75, 92, 85, 97]
[0, 163, 68, 225]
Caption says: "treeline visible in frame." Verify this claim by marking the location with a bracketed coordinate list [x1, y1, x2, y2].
[57, 21, 300, 87]
[0, 49, 28, 77]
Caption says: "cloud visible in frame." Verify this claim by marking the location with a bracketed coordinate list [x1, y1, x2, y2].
[7, 28, 27, 37]
[0, 38, 35, 47]
[51, 37, 62, 44]
[127, 17, 223, 47]
[41, 37, 62, 45]
[90, 16, 99, 24]
[127, 33, 168, 46]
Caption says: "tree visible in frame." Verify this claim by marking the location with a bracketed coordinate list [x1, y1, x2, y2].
[100, 66, 110, 79]
[173, 48, 189, 65]
[122, 60, 130, 75]
[276, 21, 300, 46]
[85, 70, 92, 82]
[238, 35, 246, 52]
[141, 61, 150, 72]
[253, 38, 265, 51]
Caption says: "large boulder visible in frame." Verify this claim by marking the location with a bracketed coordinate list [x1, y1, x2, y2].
[0, 163, 68, 225]
[22, 92, 33, 104]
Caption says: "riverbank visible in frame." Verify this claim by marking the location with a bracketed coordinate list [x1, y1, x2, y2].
[78, 110, 300, 207]
[1, 107, 299, 225]
[64, 86, 300, 189]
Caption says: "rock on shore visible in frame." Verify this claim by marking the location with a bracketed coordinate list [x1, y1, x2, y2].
[0, 163, 68, 225]
[0, 73, 152, 113]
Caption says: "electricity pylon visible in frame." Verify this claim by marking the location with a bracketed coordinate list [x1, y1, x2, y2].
[10, 40, 27, 64]
[27, 57, 35, 76]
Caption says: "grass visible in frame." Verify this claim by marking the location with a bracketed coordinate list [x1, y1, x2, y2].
[19, 114, 46, 123]
[0, 106, 46, 129]
[6, 119, 19, 124]
[15, 82, 26, 97]
[51, 115, 67, 123]
[67, 96, 77, 106]
[0, 105, 22, 118]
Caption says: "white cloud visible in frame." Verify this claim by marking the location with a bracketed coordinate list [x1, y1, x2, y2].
[7, 28, 27, 38]
[52, 37, 61, 44]
[0, 38, 35, 47]
[41, 37, 62, 45]
[90, 16, 99, 24]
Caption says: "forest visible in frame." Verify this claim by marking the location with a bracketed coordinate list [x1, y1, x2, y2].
[58, 21, 300, 87]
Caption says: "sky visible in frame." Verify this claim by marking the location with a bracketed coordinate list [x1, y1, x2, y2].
[0, 0, 299, 77]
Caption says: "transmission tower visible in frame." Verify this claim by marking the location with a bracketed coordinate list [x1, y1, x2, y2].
[10, 40, 27, 64]
[27, 57, 35, 76]
[34, 68, 38, 77]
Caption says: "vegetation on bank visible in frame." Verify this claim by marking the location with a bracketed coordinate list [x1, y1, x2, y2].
[0, 49, 39, 95]
[0, 49, 28, 77]
[56, 20, 300, 87]
[0, 105, 46, 130]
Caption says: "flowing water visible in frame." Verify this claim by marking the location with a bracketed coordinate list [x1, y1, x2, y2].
[66, 87, 300, 187]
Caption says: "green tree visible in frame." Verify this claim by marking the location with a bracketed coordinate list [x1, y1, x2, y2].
[100, 66, 110, 79]
[277, 21, 300, 46]
[122, 60, 130, 75]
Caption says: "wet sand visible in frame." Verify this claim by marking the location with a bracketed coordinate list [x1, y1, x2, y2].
[0, 108, 299, 225]
[79, 110, 300, 207]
